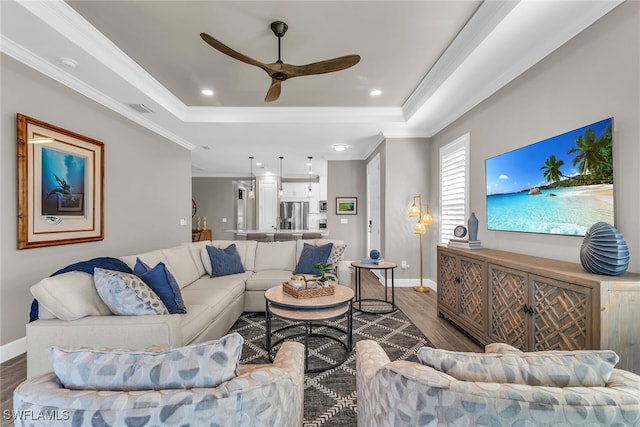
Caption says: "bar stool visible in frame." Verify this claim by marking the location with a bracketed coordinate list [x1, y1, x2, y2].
[301, 232, 322, 240]
[246, 233, 273, 242]
[274, 233, 294, 241]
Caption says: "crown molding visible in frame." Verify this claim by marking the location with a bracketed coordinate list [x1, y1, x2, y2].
[402, 0, 519, 122]
[402, 0, 623, 137]
[16, 0, 188, 120]
[184, 106, 405, 124]
[1, 34, 196, 151]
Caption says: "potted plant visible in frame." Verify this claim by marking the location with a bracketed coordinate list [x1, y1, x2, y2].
[314, 262, 333, 286]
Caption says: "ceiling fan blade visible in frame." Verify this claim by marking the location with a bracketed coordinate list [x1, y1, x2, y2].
[200, 32, 270, 74]
[265, 79, 282, 102]
[283, 55, 361, 78]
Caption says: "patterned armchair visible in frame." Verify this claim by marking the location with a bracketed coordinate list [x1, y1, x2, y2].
[14, 341, 304, 427]
[356, 340, 640, 426]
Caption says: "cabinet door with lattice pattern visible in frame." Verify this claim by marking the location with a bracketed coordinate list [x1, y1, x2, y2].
[531, 275, 592, 351]
[457, 256, 486, 334]
[438, 251, 459, 314]
[487, 264, 528, 351]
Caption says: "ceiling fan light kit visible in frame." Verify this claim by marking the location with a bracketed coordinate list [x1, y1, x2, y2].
[200, 20, 360, 102]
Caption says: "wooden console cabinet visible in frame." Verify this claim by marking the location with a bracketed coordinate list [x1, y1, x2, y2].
[437, 245, 640, 374]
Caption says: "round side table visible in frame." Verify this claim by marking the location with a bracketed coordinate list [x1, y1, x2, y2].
[351, 261, 398, 314]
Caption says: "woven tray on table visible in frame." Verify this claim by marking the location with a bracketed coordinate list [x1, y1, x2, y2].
[282, 282, 335, 299]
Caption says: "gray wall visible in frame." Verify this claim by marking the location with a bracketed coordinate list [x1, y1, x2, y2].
[192, 177, 247, 241]
[382, 138, 432, 281]
[1, 55, 192, 348]
[427, 2, 640, 277]
[327, 160, 366, 260]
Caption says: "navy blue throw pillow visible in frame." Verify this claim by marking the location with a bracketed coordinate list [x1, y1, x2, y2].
[133, 259, 187, 314]
[206, 244, 245, 277]
[294, 243, 334, 275]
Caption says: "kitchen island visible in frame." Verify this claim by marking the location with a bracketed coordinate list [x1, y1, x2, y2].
[225, 229, 329, 240]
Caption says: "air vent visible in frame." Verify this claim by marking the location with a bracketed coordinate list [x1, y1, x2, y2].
[127, 103, 154, 113]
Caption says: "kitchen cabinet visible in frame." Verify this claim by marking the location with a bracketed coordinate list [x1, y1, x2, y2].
[437, 245, 640, 374]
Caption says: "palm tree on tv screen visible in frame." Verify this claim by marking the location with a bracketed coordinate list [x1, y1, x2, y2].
[567, 124, 613, 183]
[540, 155, 565, 184]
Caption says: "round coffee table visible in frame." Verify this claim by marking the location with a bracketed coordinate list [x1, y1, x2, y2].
[264, 284, 354, 373]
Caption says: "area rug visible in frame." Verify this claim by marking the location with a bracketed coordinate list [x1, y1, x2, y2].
[228, 309, 433, 426]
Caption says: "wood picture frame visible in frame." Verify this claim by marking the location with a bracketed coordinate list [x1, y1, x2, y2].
[336, 197, 357, 215]
[17, 114, 104, 249]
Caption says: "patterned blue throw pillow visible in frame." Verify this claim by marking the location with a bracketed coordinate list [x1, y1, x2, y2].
[205, 244, 245, 277]
[133, 259, 187, 314]
[93, 268, 168, 316]
[294, 243, 334, 275]
[49, 333, 244, 390]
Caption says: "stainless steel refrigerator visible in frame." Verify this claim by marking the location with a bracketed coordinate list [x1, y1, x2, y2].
[279, 201, 309, 230]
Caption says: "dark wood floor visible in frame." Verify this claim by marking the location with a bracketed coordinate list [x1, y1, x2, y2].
[0, 271, 481, 425]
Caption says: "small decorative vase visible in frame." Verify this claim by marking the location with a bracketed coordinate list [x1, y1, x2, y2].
[580, 222, 629, 276]
[468, 212, 479, 241]
[370, 249, 380, 260]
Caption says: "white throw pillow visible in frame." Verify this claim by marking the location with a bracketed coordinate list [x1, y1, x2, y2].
[49, 333, 244, 390]
[30, 271, 112, 321]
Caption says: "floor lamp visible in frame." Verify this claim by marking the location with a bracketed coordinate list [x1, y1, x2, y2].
[408, 195, 433, 293]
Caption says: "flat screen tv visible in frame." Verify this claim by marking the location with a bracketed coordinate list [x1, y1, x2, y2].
[485, 117, 613, 236]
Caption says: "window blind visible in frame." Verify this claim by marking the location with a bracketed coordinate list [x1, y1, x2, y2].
[439, 134, 469, 245]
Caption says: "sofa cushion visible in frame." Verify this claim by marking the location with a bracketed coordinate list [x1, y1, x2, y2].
[245, 270, 292, 291]
[254, 241, 297, 272]
[93, 268, 168, 316]
[161, 245, 202, 288]
[30, 271, 112, 321]
[205, 244, 245, 277]
[293, 243, 333, 275]
[133, 259, 187, 314]
[120, 250, 169, 272]
[417, 346, 619, 387]
[49, 333, 243, 391]
[187, 273, 250, 301]
[180, 303, 219, 343]
[207, 240, 257, 271]
[185, 241, 209, 277]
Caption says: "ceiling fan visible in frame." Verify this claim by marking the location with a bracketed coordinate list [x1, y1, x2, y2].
[200, 21, 361, 102]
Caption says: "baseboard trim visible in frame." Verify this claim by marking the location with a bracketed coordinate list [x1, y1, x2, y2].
[371, 271, 436, 291]
[0, 337, 27, 363]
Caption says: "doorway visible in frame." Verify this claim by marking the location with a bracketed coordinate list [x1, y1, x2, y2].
[367, 153, 381, 254]
[258, 179, 278, 230]
[237, 186, 247, 230]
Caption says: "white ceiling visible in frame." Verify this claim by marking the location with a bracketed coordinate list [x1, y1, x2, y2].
[0, 0, 622, 178]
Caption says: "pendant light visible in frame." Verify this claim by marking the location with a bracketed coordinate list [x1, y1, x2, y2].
[248, 156, 255, 199]
[278, 156, 284, 197]
[307, 156, 313, 197]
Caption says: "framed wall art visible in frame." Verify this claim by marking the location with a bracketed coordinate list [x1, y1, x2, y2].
[336, 197, 357, 215]
[17, 113, 104, 249]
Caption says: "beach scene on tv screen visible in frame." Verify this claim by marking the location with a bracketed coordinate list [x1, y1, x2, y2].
[485, 117, 613, 236]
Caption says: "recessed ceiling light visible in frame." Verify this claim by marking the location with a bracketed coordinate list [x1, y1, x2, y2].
[332, 144, 348, 152]
[201, 89, 214, 96]
[370, 89, 382, 97]
[256, 162, 263, 167]
[59, 57, 78, 69]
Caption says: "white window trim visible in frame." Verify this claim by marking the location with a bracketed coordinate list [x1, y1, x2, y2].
[439, 133, 470, 245]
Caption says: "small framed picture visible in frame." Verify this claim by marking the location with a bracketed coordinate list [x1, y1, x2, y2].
[336, 197, 357, 215]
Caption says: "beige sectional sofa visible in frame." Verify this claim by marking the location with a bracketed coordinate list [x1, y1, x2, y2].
[26, 238, 350, 377]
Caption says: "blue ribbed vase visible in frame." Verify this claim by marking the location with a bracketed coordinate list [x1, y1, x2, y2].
[580, 222, 629, 276]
